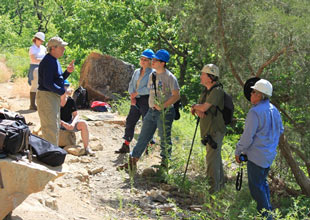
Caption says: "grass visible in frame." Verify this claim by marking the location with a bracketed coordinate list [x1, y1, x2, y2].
[113, 98, 310, 219]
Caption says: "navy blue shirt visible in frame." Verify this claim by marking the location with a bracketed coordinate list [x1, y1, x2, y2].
[38, 53, 70, 95]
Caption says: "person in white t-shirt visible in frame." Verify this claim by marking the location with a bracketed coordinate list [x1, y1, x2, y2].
[28, 32, 46, 110]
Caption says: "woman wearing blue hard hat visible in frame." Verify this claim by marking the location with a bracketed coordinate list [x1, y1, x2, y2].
[118, 49, 180, 170]
[115, 49, 155, 154]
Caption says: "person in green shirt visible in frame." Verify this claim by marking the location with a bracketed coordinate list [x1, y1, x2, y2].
[191, 64, 226, 193]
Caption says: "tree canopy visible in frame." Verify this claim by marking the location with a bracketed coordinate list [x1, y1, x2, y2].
[1, 0, 310, 215]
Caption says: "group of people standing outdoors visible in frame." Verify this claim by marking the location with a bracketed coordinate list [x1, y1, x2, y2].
[27, 32, 283, 219]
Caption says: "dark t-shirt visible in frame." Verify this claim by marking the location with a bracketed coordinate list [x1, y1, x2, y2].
[60, 97, 77, 122]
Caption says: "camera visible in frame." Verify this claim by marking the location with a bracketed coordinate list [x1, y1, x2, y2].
[201, 134, 217, 149]
[239, 154, 248, 162]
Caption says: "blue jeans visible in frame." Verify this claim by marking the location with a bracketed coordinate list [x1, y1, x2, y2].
[131, 107, 175, 161]
[247, 160, 272, 219]
[123, 95, 149, 142]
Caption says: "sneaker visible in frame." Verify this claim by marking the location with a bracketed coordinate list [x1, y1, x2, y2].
[85, 147, 95, 156]
[115, 143, 130, 154]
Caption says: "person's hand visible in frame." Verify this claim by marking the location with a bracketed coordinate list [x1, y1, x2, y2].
[67, 60, 75, 73]
[196, 110, 205, 118]
[154, 104, 161, 111]
[130, 92, 138, 99]
[130, 97, 136, 106]
[235, 155, 241, 163]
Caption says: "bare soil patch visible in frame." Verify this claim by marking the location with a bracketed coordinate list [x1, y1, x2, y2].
[0, 61, 186, 220]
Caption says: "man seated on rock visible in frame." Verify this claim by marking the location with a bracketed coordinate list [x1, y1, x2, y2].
[60, 80, 95, 156]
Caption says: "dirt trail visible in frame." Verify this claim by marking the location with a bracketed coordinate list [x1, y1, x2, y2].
[0, 70, 171, 219]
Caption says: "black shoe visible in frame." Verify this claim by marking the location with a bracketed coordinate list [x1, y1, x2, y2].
[115, 143, 130, 154]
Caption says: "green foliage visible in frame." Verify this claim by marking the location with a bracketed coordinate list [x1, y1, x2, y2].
[4, 48, 29, 79]
[110, 93, 131, 116]
[1, 0, 310, 218]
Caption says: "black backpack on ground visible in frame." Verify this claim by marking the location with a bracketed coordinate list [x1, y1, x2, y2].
[0, 108, 26, 124]
[0, 119, 30, 155]
[152, 73, 181, 120]
[73, 86, 89, 109]
[209, 84, 234, 125]
[29, 134, 67, 167]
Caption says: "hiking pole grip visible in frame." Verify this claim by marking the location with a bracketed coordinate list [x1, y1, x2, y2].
[182, 117, 200, 185]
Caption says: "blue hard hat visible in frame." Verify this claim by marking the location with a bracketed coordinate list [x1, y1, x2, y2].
[153, 49, 170, 63]
[64, 79, 70, 86]
[141, 49, 155, 59]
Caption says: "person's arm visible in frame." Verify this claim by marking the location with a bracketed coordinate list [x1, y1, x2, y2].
[61, 111, 78, 130]
[191, 102, 212, 113]
[235, 110, 258, 163]
[30, 54, 42, 63]
[154, 89, 180, 110]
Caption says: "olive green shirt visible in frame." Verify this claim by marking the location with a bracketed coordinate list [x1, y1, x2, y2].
[199, 84, 226, 138]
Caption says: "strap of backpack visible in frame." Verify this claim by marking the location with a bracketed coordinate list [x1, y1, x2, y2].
[207, 83, 224, 116]
[152, 72, 157, 97]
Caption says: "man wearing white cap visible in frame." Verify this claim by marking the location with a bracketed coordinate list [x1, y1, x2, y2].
[37, 36, 75, 146]
[191, 64, 226, 193]
[235, 79, 284, 219]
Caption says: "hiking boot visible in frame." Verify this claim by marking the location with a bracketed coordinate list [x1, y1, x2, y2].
[29, 92, 37, 110]
[115, 143, 130, 154]
[85, 147, 95, 156]
[117, 156, 138, 171]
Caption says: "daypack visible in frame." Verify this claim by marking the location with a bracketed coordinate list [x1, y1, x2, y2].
[29, 134, 67, 167]
[152, 73, 181, 120]
[0, 119, 30, 154]
[73, 86, 89, 109]
[0, 108, 26, 124]
[90, 101, 112, 112]
[209, 84, 234, 125]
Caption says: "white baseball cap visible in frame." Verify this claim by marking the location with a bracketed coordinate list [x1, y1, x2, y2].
[34, 32, 45, 41]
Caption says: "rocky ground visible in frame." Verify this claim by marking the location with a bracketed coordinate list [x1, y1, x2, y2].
[0, 79, 194, 220]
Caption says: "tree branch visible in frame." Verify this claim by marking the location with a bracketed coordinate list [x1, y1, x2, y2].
[216, 0, 244, 87]
[290, 146, 310, 177]
[272, 101, 307, 136]
[278, 134, 310, 196]
[256, 44, 292, 77]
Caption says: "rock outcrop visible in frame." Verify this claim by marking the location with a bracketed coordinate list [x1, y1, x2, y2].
[0, 158, 63, 219]
[79, 52, 135, 102]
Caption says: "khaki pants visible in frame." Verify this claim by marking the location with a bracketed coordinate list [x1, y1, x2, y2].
[37, 90, 61, 146]
[205, 131, 225, 193]
[30, 68, 38, 92]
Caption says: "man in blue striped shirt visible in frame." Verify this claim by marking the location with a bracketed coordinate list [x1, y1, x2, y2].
[235, 79, 284, 219]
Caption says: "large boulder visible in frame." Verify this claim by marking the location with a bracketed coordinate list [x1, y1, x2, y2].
[0, 158, 63, 219]
[79, 52, 135, 102]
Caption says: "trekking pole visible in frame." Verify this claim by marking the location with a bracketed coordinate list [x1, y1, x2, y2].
[182, 117, 200, 185]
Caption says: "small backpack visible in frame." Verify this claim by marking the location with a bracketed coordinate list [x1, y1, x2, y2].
[73, 86, 89, 109]
[0, 119, 30, 155]
[90, 101, 112, 112]
[210, 84, 234, 125]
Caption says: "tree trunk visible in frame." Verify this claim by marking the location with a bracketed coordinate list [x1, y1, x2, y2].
[278, 134, 310, 196]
